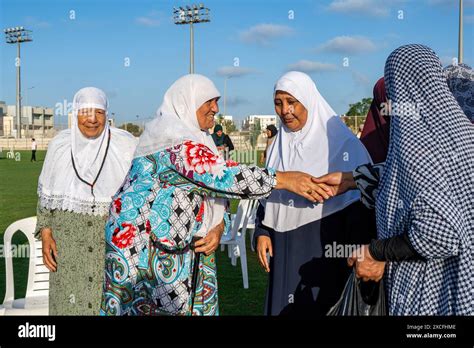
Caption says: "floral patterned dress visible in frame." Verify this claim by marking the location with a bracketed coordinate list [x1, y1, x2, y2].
[100, 140, 276, 316]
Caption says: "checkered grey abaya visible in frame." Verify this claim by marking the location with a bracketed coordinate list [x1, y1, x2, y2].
[376, 44, 474, 315]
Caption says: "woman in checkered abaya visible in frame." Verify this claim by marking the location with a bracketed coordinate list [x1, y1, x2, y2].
[376, 44, 474, 315]
[317, 44, 473, 315]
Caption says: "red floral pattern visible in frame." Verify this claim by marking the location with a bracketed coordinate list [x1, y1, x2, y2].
[183, 140, 219, 175]
[113, 198, 122, 214]
[196, 202, 205, 223]
[112, 222, 137, 249]
[225, 159, 239, 167]
[145, 220, 151, 235]
[158, 237, 175, 248]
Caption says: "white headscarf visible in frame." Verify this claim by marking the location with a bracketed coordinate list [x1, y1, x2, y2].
[262, 71, 372, 232]
[134, 74, 225, 237]
[38, 87, 138, 216]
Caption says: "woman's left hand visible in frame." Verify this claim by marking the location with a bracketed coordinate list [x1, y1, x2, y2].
[348, 245, 386, 282]
[194, 220, 225, 255]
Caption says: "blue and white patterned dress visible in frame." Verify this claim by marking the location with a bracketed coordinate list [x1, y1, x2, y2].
[100, 140, 276, 316]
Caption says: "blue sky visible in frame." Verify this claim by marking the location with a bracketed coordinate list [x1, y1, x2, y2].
[1, 0, 473, 126]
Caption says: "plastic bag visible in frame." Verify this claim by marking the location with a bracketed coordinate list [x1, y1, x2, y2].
[327, 269, 386, 316]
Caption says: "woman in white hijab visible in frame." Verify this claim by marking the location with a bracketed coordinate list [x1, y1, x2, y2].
[253, 71, 375, 315]
[35, 87, 137, 315]
[100, 74, 334, 316]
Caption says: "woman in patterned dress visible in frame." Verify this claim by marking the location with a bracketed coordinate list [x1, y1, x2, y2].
[100, 74, 333, 316]
[35, 87, 137, 315]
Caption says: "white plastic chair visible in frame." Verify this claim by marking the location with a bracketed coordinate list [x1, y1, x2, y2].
[0, 217, 49, 315]
[220, 200, 247, 252]
[220, 199, 257, 289]
[247, 201, 259, 251]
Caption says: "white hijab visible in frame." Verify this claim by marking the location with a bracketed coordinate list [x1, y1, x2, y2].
[38, 87, 138, 216]
[134, 74, 225, 237]
[263, 71, 372, 232]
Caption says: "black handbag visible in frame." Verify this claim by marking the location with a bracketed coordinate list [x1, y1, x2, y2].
[327, 269, 387, 316]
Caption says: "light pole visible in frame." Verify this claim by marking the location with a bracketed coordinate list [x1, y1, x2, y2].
[173, 4, 211, 74]
[4, 27, 33, 139]
[458, 0, 464, 64]
[23, 86, 35, 137]
[224, 77, 229, 117]
[24, 86, 35, 108]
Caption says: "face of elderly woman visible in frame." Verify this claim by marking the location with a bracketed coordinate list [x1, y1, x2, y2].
[196, 97, 219, 130]
[77, 108, 106, 139]
[274, 91, 308, 132]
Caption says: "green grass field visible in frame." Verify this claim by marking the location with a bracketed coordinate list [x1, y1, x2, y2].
[0, 150, 268, 315]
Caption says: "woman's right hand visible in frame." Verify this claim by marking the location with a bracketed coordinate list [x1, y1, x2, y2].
[257, 236, 273, 273]
[41, 228, 58, 272]
[312, 171, 356, 197]
[276, 171, 334, 203]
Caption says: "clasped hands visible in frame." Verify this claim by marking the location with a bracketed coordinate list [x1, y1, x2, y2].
[275, 170, 357, 204]
[273, 170, 385, 282]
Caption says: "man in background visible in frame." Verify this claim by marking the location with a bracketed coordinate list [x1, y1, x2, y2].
[31, 138, 37, 162]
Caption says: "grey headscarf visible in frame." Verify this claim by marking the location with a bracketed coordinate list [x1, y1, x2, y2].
[444, 63, 474, 122]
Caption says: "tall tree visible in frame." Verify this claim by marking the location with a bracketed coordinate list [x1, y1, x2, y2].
[223, 120, 237, 133]
[119, 123, 142, 137]
[250, 119, 261, 148]
[346, 97, 372, 116]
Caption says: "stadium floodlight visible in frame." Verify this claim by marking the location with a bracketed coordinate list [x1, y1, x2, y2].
[4, 26, 33, 138]
[173, 3, 211, 74]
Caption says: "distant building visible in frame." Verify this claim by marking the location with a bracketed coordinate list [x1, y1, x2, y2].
[0, 101, 6, 117]
[2, 104, 54, 137]
[243, 114, 278, 130]
[68, 112, 73, 129]
[0, 101, 13, 137]
[1, 116, 14, 137]
[223, 115, 233, 122]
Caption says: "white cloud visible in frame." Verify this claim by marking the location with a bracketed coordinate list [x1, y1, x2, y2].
[105, 89, 119, 99]
[287, 60, 338, 73]
[216, 66, 257, 78]
[439, 55, 459, 66]
[225, 96, 250, 107]
[24, 16, 51, 28]
[317, 35, 377, 54]
[136, 11, 162, 27]
[239, 24, 294, 46]
[328, 0, 407, 17]
[351, 71, 371, 85]
[136, 17, 160, 27]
